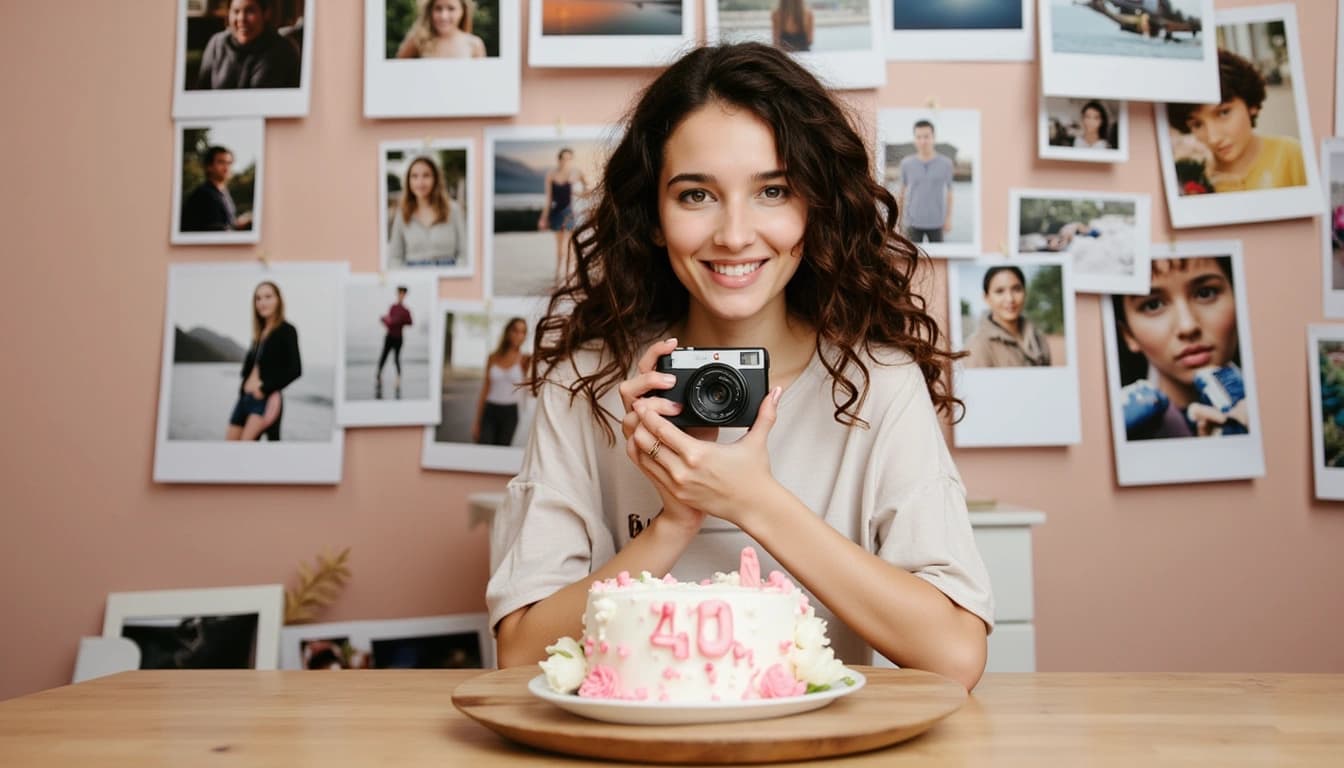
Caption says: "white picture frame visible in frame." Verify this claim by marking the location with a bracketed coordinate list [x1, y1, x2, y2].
[364, 0, 520, 118]
[1308, 324, 1344, 500]
[337, 273, 441, 427]
[172, 0, 314, 118]
[1321, 138, 1344, 318]
[1154, 4, 1323, 229]
[885, 0, 1034, 62]
[1009, 188, 1151, 295]
[170, 118, 264, 245]
[154, 262, 347, 484]
[280, 614, 495, 670]
[102, 585, 285, 670]
[705, 0, 886, 90]
[1039, 0, 1217, 102]
[528, 0, 696, 68]
[1037, 95, 1128, 164]
[949, 254, 1081, 447]
[1101, 241, 1264, 486]
[876, 107, 982, 259]
[1337, 0, 1344, 136]
[378, 138, 475, 279]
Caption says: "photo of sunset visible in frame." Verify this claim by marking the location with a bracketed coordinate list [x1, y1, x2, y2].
[542, 0, 683, 36]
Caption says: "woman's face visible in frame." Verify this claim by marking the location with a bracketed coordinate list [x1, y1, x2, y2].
[1081, 106, 1103, 138]
[984, 270, 1025, 327]
[431, 0, 464, 35]
[657, 103, 807, 324]
[507, 321, 527, 349]
[228, 0, 267, 45]
[1183, 98, 1258, 170]
[254, 284, 279, 321]
[1121, 258, 1237, 394]
[407, 161, 436, 202]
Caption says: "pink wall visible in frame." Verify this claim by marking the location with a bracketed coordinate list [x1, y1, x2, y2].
[2, 1, 1341, 700]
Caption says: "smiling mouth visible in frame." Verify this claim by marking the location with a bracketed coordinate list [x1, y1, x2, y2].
[708, 261, 764, 278]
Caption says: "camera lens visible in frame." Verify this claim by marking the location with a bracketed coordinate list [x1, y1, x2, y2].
[686, 364, 747, 425]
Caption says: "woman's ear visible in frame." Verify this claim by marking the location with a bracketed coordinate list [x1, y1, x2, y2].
[652, 228, 666, 247]
[1119, 322, 1142, 355]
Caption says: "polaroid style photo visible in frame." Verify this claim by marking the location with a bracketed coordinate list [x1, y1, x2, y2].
[1037, 95, 1128, 163]
[173, 0, 314, 118]
[948, 255, 1080, 447]
[529, 0, 696, 67]
[1009, 188, 1151, 295]
[484, 125, 615, 300]
[1155, 4, 1322, 228]
[1308, 325, 1344, 500]
[154, 262, 346, 484]
[171, 118, 264, 245]
[365, 0, 519, 117]
[103, 585, 284, 670]
[876, 108, 982, 258]
[885, 0, 1033, 61]
[1039, 0, 1216, 102]
[378, 139, 474, 278]
[337, 273, 441, 427]
[1322, 139, 1344, 317]
[422, 298, 545, 474]
[1101, 241, 1264, 486]
[706, 0, 885, 89]
[280, 614, 494, 670]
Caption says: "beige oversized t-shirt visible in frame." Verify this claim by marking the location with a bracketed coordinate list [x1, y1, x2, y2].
[485, 344, 994, 666]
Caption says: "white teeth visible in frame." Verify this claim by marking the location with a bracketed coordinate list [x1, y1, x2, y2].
[710, 262, 762, 277]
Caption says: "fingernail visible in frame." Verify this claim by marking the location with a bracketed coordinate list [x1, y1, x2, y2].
[772, 387, 783, 404]
[660, 374, 677, 385]
[665, 337, 677, 346]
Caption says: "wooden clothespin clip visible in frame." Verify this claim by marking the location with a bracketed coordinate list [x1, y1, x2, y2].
[554, 116, 566, 137]
[925, 96, 940, 113]
[422, 136, 434, 152]
[378, 269, 387, 286]
[256, 248, 270, 269]
[998, 240, 1009, 258]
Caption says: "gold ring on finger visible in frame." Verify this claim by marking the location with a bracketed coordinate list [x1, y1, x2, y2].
[647, 439, 661, 460]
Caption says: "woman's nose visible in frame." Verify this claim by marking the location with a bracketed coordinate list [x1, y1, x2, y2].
[713, 199, 756, 251]
[1173, 299, 1201, 338]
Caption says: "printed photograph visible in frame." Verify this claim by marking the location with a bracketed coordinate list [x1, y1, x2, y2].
[280, 615, 494, 670]
[1038, 96, 1127, 162]
[1049, 0, 1204, 59]
[1323, 139, 1344, 316]
[541, 0, 681, 35]
[886, 0, 1033, 60]
[1309, 326, 1344, 500]
[173, 0, 314, 117]
[878, 108, 981, 257]
[171, 119, 263, 245]
[1155, 6, 1321, 227]
[528, 0, 693, 67]
[102, 585, 284, 669]
[892, 0, 1021, 29]
[708, 0, 884, 88]
[1011, 190, 1151, 294]
[122, 614, 260, 669]
[385, 0, 499, 58]
[338, 274, 440, 427]
[379, 140, 472, 277]
[486, 129, 610, 299]
[954, 263, 1067, 368]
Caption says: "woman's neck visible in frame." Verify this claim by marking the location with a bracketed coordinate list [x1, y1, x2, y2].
[674, 307, 816, 390]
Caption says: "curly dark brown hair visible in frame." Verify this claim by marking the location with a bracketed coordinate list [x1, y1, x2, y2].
[530, 42, 962, 442]
[1166, 48, 1267, 132]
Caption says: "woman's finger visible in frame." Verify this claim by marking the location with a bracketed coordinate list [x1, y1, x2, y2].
[619, 370, 680, 413]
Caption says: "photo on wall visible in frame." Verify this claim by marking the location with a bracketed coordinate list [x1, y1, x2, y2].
[1039, 0, 1217, 102]
[337, 273, 440, 428]
[877, 108, 981, 258]
[1101, 241, 1264, 486]
[102, 585, 284, 670]
[885, 0, 1033, 61]
[1009, 189, 1151, 295]
[1308, 325, 1344, 501]
[170, 118, 264, 245]
[948, 256, 1081, 447]
[706, 0, 885, 89]
[280, 614, 494, 670]
[365, 0, 519, 117]
[1322, 139, 1344, 318]
[1037, 95, 1128, 163]
[154, 262, 346, 484]
[173, 0, 314, 118]
[1155, 4, 1322, 228]
[422, 298, 544, 474]
[529, 0, 696, 67]
[484, 126, 614, 300]
[378, 139, 473, 278]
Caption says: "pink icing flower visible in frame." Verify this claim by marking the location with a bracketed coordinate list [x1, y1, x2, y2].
[616, 571, 632, 587]
[578, 665, 622, 699]
[758, 663, 805, 699]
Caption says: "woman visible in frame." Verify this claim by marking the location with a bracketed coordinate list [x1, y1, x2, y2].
[964, 266, 1051, 368]
[387, 156, 465, 268]
[487, 43, 992, 692]
[537, 148, 590, 283]
[396, 0, 486, 59]
[1113, 257, 1247, 439]
[472, 318, 530, 446]
[1074, 101, 1111, 150]
[771, 0, 814, 53]
[195, 0, 301, 90]
[226, 281, 301, 441]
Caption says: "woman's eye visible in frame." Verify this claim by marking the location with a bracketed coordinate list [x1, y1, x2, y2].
[1138, 297, 1164, 313]
[1194, 285, 1222, 301]
[679, 189, 709, 204]
[761, 185, 789, 200]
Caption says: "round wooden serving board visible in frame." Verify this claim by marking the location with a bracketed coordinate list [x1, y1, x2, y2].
[452, 665, 967, 764]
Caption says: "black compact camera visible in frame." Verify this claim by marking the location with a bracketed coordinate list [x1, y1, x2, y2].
[649, 347, 770, 428]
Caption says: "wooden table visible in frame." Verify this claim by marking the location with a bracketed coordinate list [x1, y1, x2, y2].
[1, 670, 1341, 766]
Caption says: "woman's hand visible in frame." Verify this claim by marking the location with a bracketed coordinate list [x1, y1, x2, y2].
[537, 213, 548, 231]
[471, 419, 481, 443]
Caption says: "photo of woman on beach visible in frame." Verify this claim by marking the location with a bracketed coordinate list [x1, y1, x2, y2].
[225, 281, 301, 441]
[537, 148, 592, 284]
[772, 0, 814, 52]
[471, 317, 531, 446]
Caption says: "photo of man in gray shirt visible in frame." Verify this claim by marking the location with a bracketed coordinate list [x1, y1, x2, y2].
[897, 120, 954, 244]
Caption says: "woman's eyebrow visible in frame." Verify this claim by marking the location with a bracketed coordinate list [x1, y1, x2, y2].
[665, 169, 787, 188]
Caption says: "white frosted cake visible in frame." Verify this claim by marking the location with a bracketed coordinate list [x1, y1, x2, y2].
[539, 547, 848, 702]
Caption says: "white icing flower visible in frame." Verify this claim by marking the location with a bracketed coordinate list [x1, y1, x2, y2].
[711, 570, 740, 586]
[592, 597, 617, 625]
[794, 614, 829, 650]
[539, 637, 587, 694]
[791, 614, 846, 686]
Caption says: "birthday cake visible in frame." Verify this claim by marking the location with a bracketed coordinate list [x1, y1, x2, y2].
[539, 547, 849, 703]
